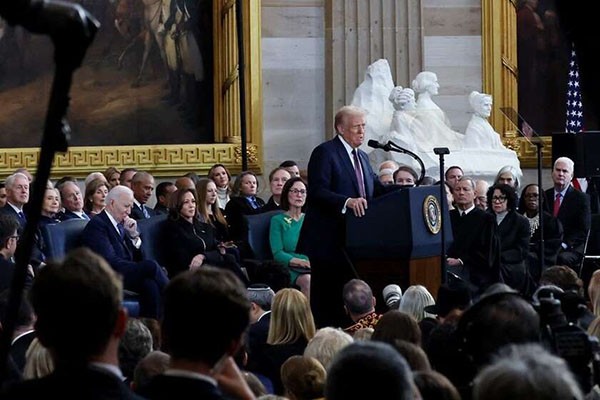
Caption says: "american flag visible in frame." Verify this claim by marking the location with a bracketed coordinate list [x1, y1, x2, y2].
[565, 44, 584, 133]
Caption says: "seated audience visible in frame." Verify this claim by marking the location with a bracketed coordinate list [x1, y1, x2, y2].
[0, 215, 33, 293]
[81, 185, 168, 319]
[488, 183, 530, 293]
[174, 176, 195, 191]
[0, 173, 30, 230]
[280, 355, 326, 400]
[84, 171, 108, 188]
[303, 327, 353, 370]
[118, 318, 154, 385]
[103, 166, 121, 189]
[246, 284, 275, 372]
[472, 343, 583, 400]
[474, 179, 489, 211]
[280, 160, 301, 178]
[196, 178, 231, 243]
[225, 171, 266, 245]
[1, 248, 143, 399]
[57, 181, 89, 221]
[153, 181, 175, 215]
[390, 339, 431, 372]
[120, 167, 138, 188]
[377, 168, 395, 185]
[263, 167, 291, 212]
[130, 171, 156, 220]
[371, 310, 422, 346]
[325, 341, 416, 400]
[413, 370, 461, 400]
[208, 163, 233, 210]
[132, 351, 170, 394]
[342, 279, 381, 335]
[35, 186, 61, 262]
[382, 283, 403, 310]
[84, 178, 109, 218]
[518, 183, 563, 282]
[493, 165, 520, 192]
[269, 177, 311, 298]
[252, 288, 316, 395]
[140, 267, 254, 400]
[164, 188, 247, 283]
[398, 284, 436, 322]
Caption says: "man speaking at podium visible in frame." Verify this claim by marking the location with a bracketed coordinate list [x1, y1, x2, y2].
[299, 105, 389, 328]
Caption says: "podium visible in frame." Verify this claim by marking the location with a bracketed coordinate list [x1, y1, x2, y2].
[345, 186, 453, 305]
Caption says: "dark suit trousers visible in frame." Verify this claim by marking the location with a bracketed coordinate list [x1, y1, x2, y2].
[121, 259, 168, 319]
[310, 256, 355, 329]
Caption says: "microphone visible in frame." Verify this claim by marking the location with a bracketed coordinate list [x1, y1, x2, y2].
[367, 140, 391, 151]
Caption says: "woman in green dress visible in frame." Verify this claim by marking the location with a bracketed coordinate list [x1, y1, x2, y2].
[269, 177, 311, 299]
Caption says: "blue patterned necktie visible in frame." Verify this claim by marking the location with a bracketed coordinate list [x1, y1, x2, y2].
[142, 204, 150, 218]
[117, 223, 125, 239]
[17, 211, 27, 225]
[248, 196, 259, 209]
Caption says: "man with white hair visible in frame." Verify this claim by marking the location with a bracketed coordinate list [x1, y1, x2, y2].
[81, 185, 168, 319]
[544, 156, 591, 268]
[0, 172, 30, 229]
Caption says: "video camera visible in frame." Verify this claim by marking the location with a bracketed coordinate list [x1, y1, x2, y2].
[533, 288, 600, 394]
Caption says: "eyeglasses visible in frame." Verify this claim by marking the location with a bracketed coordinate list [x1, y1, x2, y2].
[492, 196, 507, 203]
[9, 235, 19, 242]
[289, 188, 307, 195]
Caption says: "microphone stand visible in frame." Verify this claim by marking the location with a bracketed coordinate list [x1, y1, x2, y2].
[434, 147, 450, 284]
[386, 140, 426, 185]
[0, 0, 99, 382]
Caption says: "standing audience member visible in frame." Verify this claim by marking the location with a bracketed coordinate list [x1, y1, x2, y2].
[81, 185, 168, 319]
[208, 163, 233, 210]
[263, 167, 291, 212]
[493, 165, 520, 192]
[325, 341, 417, 400]
[544, 156, 591, 268]
[445, 166, 463, 189]
[270, 177, 311, 299]
[488, 184, 530, 293]
[0, 172, 30, 229]
[132, 351, 170, 394]
[1, 247, 144, 399]
[153, 182, 176, 215]
[130, 172, 156, 220]
[140, 267, 255, 400]
[518, 183, 563, 282]
[342, 279, 381, 335]
[446, 176, 499, 295]
[299, 106, 390, 328]
[474, 180, 489, 211]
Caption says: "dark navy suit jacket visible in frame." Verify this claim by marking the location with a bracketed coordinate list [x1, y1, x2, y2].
[130, 203, 156, 220]
[57, 209, 89, 222]
[545, 185, 591, 255]
[299, 136, 381, 260]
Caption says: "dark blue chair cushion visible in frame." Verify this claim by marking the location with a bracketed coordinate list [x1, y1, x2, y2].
[41, 219, 89, 261]
[244, 210, 284, 261]
[137, 214, 169, 267]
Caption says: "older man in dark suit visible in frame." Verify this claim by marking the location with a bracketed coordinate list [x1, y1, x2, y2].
[81, 185, 168, 319]
[544, 156, 591, 269]
[0, 172, 30, 230]
[299, 105, 390, 328]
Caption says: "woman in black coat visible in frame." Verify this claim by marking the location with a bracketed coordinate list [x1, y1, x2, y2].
[488, 183, 530, 293]
[165, 188, 248, 283]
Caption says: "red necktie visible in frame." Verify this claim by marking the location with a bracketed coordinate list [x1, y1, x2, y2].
[352, 149, 366, 198]
[553, 193, 561, 217]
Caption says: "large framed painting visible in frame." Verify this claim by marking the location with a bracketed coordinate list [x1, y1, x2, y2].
[482, 0, 572, 168]
[0, 0, 262, 178]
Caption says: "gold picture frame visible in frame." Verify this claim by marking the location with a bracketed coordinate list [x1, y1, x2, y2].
[482, 0, 553, 168]
[0, 0, 263, 179]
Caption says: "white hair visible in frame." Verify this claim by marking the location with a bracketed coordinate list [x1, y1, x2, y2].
[84, 172, 106, 188]
[398, 285, 435, 322]
[106, 185, 133, 203]
[304, 327, 354, 370]
[554, 156, 575, 174]
[5, 172, 29, 189]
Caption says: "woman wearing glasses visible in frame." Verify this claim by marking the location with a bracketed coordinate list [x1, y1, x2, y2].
[488, 183, 530, 293]
[269, 177, 311, 299]
[518, 184, 564, 283]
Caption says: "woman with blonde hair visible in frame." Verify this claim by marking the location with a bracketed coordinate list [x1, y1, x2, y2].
[23, 338, 54, 379]
[255, 288, 316, 395]
[588, 269, 600, 316]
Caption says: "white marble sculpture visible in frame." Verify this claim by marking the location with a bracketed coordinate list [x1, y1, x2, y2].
[411, 71, 464, 152]
[349, 59, 523, 183]
[463, 91, 505, 149]
[350, 59, 395, 155]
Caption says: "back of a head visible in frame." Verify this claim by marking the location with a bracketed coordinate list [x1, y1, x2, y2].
[399, 285, 435, 322]
[457, 291, 540, 368]
[540, 265, 583, 294]
[372, 310, 422, 346]
[268, 288, 316, 345]
[31, 247, 122, 364]
[281, 355, 326, 400]
[473, 343, 583, 400]
[342, 279, 374, 316]
[119, 318, 153, 380]
[413, 370, 461, 400]
[391, 339, 431, 372]
[162, 267, 250, 365]
[133, 350, 170, 392]
[247, 284, 275, 311]
[325, 341, 414, 400]
[304, 327, 354, 370]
